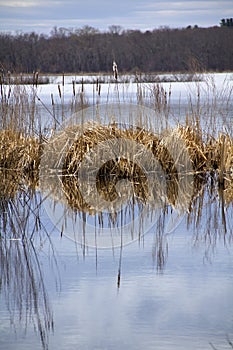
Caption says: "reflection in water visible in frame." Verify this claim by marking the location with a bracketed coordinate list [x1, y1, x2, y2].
[0, 239, 54, 349]
[187, 174, 233, 242]
[0, 172, 55, 350]
[39, 120, 197, 250]
[1, 129, 233, 349]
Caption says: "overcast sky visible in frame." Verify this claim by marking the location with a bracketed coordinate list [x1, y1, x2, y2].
[0, 0, 232, 34]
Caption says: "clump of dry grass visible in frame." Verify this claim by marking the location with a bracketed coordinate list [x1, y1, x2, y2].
[206, 134, 233, 172]
[58, 122, 198, 212]
[60, 123, 152, 212]
[173, 125, 207, 171]
[206, 134, 233, 202]
[0, 129, 42, 188]
[0, 107, 233, 211]
[63, 123, 121, 174]
[62, 122, 180, 177]
[57, 120, 233, 212]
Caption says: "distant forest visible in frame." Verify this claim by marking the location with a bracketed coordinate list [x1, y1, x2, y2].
[0, 24, 233, 74]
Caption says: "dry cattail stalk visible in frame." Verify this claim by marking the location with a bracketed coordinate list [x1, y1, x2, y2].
[35, 71, 39, 87]
[113, 61, 118, 80]
[72, 80, 76, 97]
[58, 84, 62, 99]
[51, 93, 55, 106]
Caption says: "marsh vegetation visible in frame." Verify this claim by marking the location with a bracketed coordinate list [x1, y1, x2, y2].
[0, 71, 233, 349]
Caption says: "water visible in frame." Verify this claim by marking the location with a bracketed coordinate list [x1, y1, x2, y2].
[1, 228, 233, 350]
[1, 73, 233, 350]
[1, 183, 233, 350]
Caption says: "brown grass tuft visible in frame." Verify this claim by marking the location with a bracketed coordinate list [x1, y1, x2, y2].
[0, 129, 42, 188]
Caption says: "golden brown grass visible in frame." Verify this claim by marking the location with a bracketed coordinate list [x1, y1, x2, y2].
[1, 72, 233, 206]
[1, 122, 233, 206]
[206, 134, 233, 171]
[51, 122, 209, 212]
[0, 130, 41, 170]
[0, 129, 42, 192]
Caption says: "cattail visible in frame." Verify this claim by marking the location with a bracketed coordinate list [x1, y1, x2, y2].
[72, 80, 76, 97]
[117, 269, 121, 288]
[51, 93, 55, 106]
[113, 61, 118, 80]
[35, 71, 39, 87]
[58, 84, 62, 99]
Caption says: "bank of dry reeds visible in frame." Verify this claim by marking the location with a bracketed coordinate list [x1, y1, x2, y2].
[0, 130, 41, 170]
[206, 134, 233, 172]
[1, 72, 233, 207]
[1, 121, 233, 206]
[41, 121, 212, 213]
[0, 130, 42, 194]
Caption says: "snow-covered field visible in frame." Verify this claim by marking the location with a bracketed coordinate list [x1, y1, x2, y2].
[4, 72, 233, 134]
[33, 72, 232, 112]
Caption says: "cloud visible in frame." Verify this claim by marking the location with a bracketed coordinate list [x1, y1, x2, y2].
[0, 1, 37, 6]
[46, 242, 233, 350]
[0, 0, 65, 6]
[139, 0, 233, 14]
[0, 0, 232, 33]
[130, 0, 233, 28]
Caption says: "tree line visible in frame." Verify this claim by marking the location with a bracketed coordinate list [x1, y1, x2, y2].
[0, 24, 233, 74]
[220, 18, 233, 27]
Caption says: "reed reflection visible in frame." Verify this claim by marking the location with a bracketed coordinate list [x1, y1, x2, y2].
[39, 118, 233, 260]
[187, 173, 233, 247]
[0, 170, 54, 350]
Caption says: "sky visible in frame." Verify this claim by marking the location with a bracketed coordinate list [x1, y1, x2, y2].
[0, 0, 232, 34]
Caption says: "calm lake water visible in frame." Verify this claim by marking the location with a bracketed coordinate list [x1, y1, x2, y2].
[1, 201, 233, 350]
[1, 73, 233, 350]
